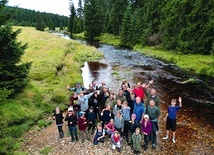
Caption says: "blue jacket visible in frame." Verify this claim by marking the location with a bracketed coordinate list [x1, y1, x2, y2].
[133, 102, 144, 123]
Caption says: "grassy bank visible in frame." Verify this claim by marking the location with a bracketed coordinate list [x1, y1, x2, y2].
[93, 33, 214, 77]
[0, 26, 103, 154]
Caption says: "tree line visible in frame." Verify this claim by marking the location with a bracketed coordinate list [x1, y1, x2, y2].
[4, 6, 69, 31]
[69, 0, 214, 55]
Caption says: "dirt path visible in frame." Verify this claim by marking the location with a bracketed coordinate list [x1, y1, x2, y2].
[19, 101, 214, 155]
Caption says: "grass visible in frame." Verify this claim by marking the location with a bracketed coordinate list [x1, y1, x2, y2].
[133, 45, 214, 77]
[0, 26, 103, 154]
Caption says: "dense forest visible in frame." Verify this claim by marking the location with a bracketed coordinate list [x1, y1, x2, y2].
[4, 6, 69, 30]
[69, 0, 214, 55]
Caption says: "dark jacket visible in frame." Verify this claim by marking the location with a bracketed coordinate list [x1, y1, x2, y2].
[65, 114, 77, 127]
[87, 111, 96, 123]
[54, 112, 64, 125]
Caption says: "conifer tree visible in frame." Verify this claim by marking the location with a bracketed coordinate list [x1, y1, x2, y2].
[0, 0, 31, 97]
[35, 11, 45, 31]
[120, 4, 132, 46]
[84, 0, 104, 41]
[68, 1, 76, 37]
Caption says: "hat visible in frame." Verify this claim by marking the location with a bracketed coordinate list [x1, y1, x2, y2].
[144, 114, 149, 119]
[78, 111, 85, 117]
[76, 82, 80, 85]
[68, 106, 73, 111]
[131, 114, 136, 119]
[89, 106, 94, 110]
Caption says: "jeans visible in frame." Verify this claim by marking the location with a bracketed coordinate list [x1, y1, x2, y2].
[93, 134, 104, 145]
[149, 131, 156, 144]
[57, 125, 64, 136]
[144, 134, 149, 146]
[68, 126, 77, 139]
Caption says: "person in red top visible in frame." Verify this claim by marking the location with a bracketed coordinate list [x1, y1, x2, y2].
[133, 80, 153, 103]
[132, 82, 145, 103]
[78, 111, 89, 142]
[111, 131, 122, 152]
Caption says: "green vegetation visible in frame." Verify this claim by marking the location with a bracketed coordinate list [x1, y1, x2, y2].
[4, 6, 69, 28]
[39, 146, 51, 155]
[95, 33, 121, 46]
[68, 0, 213, 54]
[0, 26, 103, 154]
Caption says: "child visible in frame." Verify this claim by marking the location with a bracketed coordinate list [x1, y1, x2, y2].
[53, 107, 64, 138]
[87, 106, 96, 134]
[131, 127, 142, 154]
[78, 111, 89, 142]
[113, 99, 123, 117]
[163, 97, 182, 143]
[64, 107, 78, 142]
[111, 131, 122, 152]
[70, 93, 79, 117]
[105, 119, 115, 136]
[141, 114, 152, 150]
[114, 111, 124, 137]
[128, 114, 139, 145]
[100, 104, 112, 128]
[92, 123, 105, 145]
[122, 101, 131, 143]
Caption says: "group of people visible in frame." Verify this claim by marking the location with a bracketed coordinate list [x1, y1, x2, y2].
[53, 80, 182, 154]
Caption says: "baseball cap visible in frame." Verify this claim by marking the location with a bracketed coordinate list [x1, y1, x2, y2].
[144, 114, 149, 119]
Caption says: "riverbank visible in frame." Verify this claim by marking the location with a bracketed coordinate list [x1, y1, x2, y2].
[74, 33, 214, 78]
[0, 26, 103, 154]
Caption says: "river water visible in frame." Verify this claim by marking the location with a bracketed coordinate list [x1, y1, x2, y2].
[80, 42, 214, 126]
[54, 33, 214, 125]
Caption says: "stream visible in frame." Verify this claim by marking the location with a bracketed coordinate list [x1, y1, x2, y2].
[55, 33, 214, 125]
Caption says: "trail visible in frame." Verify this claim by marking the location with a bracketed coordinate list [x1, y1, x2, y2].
[20, 84, 214, 155]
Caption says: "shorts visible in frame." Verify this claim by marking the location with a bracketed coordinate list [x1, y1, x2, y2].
[166, 117, 176, 131]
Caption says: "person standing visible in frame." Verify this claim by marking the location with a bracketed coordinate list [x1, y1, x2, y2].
[133, 97, 145, 124]
[53, 107, 64, 138]
[131, 127, 142, 154]
[146, 99, 161, 148]
[163, 97, 182, 143]
[64, 107, 78, 142]
[141, 114, 152, 150]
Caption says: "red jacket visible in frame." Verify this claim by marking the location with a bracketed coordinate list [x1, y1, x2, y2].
[78, 117, 87, 131]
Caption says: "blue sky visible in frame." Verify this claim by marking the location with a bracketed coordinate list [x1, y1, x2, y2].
[7, 0, 79, 16]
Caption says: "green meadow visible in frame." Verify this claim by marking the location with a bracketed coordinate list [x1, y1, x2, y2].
[0, 26, 103, 154]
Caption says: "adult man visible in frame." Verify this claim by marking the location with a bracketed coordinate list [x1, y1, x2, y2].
[133, 97, 145, 124]
[67, 82, 86, 95]
[146, 99, 160, 148]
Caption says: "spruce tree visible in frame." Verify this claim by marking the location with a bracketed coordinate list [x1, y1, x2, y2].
[0, 0, 31, 97]
[84, 0, 104, 41]
[35, 11, 45, 31]
[68, 1, 76, 37]
[120, 4, 132, 46]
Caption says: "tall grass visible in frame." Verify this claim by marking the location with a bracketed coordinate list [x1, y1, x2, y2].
[0, 26, 103, 154]
[133, 45, 214, 77]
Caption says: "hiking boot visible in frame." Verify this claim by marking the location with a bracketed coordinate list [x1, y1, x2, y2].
[76, 137, 79, 141]
[133, 150, 136, 154]
[71, 138, 74, 142]
[152, 143, 156, 148]
[136, 150, 140, 154]
[144, 146, 148, 151]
